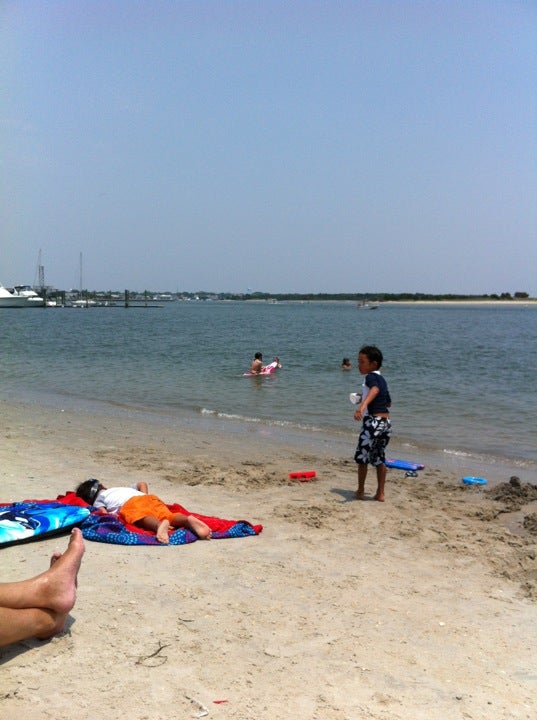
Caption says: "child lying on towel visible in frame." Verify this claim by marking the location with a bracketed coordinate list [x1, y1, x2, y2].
[75, 480, 211, 544]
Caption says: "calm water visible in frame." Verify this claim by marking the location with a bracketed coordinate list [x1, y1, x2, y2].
[1, 302, 536, 475]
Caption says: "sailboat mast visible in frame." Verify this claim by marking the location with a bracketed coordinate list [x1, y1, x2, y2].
[38, 249, 45, 288]
[34, 249, 45, 289]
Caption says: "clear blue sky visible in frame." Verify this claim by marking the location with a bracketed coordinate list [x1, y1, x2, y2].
[2, 1, 536, 295]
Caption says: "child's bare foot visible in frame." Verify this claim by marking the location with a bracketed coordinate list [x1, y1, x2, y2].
[156, 519, 171, 544]
[374, 492, 385, 502]
[187, 515, 212, 539]
[356, 490, 365, 500]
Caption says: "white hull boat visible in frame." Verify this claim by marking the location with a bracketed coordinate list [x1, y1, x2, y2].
[0, 284, 44, 307]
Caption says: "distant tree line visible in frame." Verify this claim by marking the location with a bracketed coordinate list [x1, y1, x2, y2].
[45, 288, 532, 303]
[192, 291, 532, 302]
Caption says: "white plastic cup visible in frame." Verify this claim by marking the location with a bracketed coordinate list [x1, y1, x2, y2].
[349, 392, 360, 404]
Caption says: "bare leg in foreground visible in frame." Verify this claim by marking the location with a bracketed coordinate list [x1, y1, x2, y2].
[0, 528, 85, 647]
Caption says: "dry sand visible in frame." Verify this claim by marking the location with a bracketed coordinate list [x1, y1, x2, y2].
[1, 400, 536, 720]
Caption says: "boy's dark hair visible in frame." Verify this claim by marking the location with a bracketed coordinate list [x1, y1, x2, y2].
[76, 479, 102, 505]
[254, 352, 262, 359]
[359, 345, 383, 368]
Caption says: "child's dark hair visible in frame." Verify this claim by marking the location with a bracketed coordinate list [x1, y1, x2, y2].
[76, 479, 102, 505]
[254, 352, 262, 359]
[359, 345, 383, 368]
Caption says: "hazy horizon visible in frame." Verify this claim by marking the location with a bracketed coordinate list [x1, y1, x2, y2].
[3, 1, 536, 296]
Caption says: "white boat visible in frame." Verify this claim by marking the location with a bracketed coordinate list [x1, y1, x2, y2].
[0, 285, 27, 307]
[71, 299, 98, 307]
[13, 285, 45, 306]
[356, 301, 379, 310]
[0, 284, 44, 308]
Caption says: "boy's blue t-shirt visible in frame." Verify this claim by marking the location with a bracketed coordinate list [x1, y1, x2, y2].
[364, 372, 391, 414]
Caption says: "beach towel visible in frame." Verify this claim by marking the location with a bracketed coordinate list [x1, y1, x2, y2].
[55, 492, 263, 546]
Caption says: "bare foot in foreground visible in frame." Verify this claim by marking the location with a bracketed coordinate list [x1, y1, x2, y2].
[187, 515, 212, 539]
[40, 528, 84, 613]
[356, 490, 365, 500]
[36, 528, 85, 637]
[50, 548, 79, 588]
[374, 492, 385, 502]
[50, 551, 63, 567]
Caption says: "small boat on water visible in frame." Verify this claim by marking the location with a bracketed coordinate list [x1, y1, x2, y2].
[0, 285, 26, 307]
[0, 284, 44, 308]
[71, 298, 98, 307]
[13, 285, 45, 306]
[356, 301, 379, 310]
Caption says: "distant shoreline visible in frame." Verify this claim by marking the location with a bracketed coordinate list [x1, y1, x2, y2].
[380, 299, 537, 306]
[11, 285, 534, 306]
[244, 298, 536, 306]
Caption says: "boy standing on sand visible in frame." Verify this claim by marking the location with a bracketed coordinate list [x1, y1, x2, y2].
[353, 345, 392, 502]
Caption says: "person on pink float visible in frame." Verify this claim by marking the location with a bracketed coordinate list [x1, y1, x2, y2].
[75, 479, 212, 544]
[249, 351, 264, 374]
[353, 345, 392, 502]
[0, 527, 85, 647]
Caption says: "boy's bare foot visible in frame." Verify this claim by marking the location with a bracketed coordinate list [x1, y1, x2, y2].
[356, 490, 365, 500]
[156, 519, 171, 544]
[374, 492, 385, 502]
[187, 515, 212, 539]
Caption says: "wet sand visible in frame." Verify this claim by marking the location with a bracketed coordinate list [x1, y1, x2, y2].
[1, 399, 536, 719]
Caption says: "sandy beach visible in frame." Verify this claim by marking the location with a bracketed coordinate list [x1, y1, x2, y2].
[1, 399, 536, 720]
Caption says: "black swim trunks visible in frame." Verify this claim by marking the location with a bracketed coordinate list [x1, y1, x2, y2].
[354, 416, 392, 466]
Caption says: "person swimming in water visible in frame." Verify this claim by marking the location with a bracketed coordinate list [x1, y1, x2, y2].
[250, 352, 264, 374]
